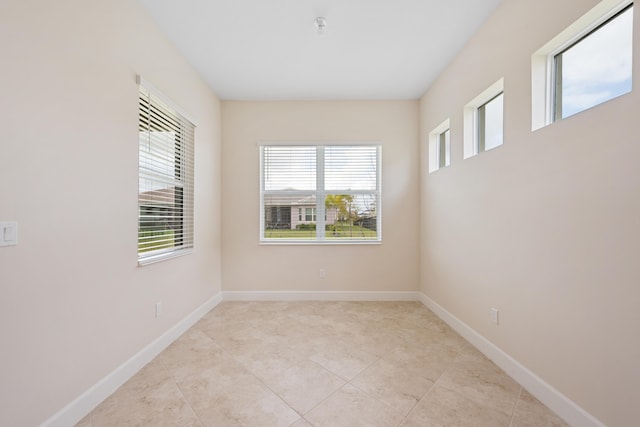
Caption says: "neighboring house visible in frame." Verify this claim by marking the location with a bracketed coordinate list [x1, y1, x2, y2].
[138, 187, 181, 231]
[264, 195, 338, 230]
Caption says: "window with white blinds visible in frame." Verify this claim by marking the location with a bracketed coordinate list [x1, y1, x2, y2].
[260, 144, 381, 243]
[138, 83, 195, 264]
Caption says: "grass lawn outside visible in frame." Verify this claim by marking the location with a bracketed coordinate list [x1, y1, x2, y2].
[264, 225, 377, 240]
[138, 229, 175, 252]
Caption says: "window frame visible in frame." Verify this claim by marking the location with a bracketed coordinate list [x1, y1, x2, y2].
[259, 143, 382, 245]
[428, 119, 451, 173]
[137, 77, 195, 265]
[463, 78, 504, 159]
[477, 92, 504, 153]
[553, 3, 633, 121]
[305, 208, 317, 222]
[532, 0, 634, 130]
[438, 130, 450, 168]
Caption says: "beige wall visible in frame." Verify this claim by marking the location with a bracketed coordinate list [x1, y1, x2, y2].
[0, 1, 222, 426]
[419, 1, 640, 426]
[3, 0, 637, 425]
[222, 101, 420, 293]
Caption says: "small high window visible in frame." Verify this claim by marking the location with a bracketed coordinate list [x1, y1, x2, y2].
[260, 144, 381, 243]
[532, 0, 634, 130]
[428, 119, 451, 173]
[554, 3, 633, 120]
[477, 93, 504, 153]
[438, 130, 451, 168]
[464, 78, 504, 159]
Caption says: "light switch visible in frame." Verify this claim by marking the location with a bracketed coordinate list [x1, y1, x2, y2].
[1, 222, 18, 247]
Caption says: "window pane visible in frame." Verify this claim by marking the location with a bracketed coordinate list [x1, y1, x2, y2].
[264, 194, 317, 238]
[261, 144, 381, 242]
[438, 129, 450, 168]
[263, 146, 316, 191]
[557, 5, 633, 119]
[325, 146, 377, 191]
[324, 194, 378, 240]
[444, 130, 450, 166]
[479, 93, 504, 152]
[305, 208, 316, 221]
[138, 87, 194, 260]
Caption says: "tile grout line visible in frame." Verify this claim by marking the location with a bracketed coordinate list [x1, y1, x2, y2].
[251, 356, 343, 421]
[345, 376, 413, 423]
[340, 308, 459, 425]
[396, 382, 440, 427]
[196, 322, 306, 422]
[253, 373, 305, 420]
[155, 350, 208, 427]
[301, 380, 348, 420]
[204, 308, 356, 422]
[394, 347, 462, 426]
[508, 386, 524, 427]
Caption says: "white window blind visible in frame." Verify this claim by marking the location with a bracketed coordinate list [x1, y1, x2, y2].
[261, 144, 381, 243]
[263, 146, 316, 191]
[325, 146, 378, 191]
[138, 84, 195, 264]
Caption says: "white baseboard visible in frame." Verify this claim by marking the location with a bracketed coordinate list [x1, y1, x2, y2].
[40, 292, 223, 427]
[222, 290, 421, 301]
[417, 293, 605, 427]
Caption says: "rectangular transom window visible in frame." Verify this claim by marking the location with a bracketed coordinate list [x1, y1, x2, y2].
[428, 119, 451, 173]
[554, 3, 633, 120]
[464, 78, 504, 159]
[438, 129, 451, 169]
[532, 0, 634, 129]
[138, 82, 195, 264]
[260, 144, 381, 243]
[477, 92, 504, 152]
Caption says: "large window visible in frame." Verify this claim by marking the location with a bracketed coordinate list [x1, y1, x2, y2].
[532, 0, 634, 129]
[260, 144, 381, 243]
[138, 81, 195, 264]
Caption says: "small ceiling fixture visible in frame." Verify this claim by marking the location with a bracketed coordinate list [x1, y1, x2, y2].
[314, 16, 327, 35]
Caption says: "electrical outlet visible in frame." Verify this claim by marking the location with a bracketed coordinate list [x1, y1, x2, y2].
[156, 302, 163, 318]
[0, 222, 18, 247]
[319, 268, 326, 279]
[490, 308, 499, 325]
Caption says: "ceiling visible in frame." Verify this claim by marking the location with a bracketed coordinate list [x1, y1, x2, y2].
[139, 0, 503, 100]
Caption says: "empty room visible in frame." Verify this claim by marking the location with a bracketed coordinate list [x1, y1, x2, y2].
[1, 0, 638, 426]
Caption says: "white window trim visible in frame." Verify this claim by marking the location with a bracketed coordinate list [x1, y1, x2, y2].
[138, 248, 194, 266]
[531, 0, 633, 130]
[428, 119, 450, 173]
[136, 76, 198, 126]
[463, 78, 504, 159]
[259, 142, 382, 245]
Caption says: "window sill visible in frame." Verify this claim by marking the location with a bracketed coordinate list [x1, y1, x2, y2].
[259, 240, 381, 246]
[138, 248, 193, 266]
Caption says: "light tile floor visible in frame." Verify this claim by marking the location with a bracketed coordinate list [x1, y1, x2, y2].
[76, 301, 569, 427]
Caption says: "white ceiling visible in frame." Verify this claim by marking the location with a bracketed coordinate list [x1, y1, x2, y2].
[139, 0, 503, 100]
